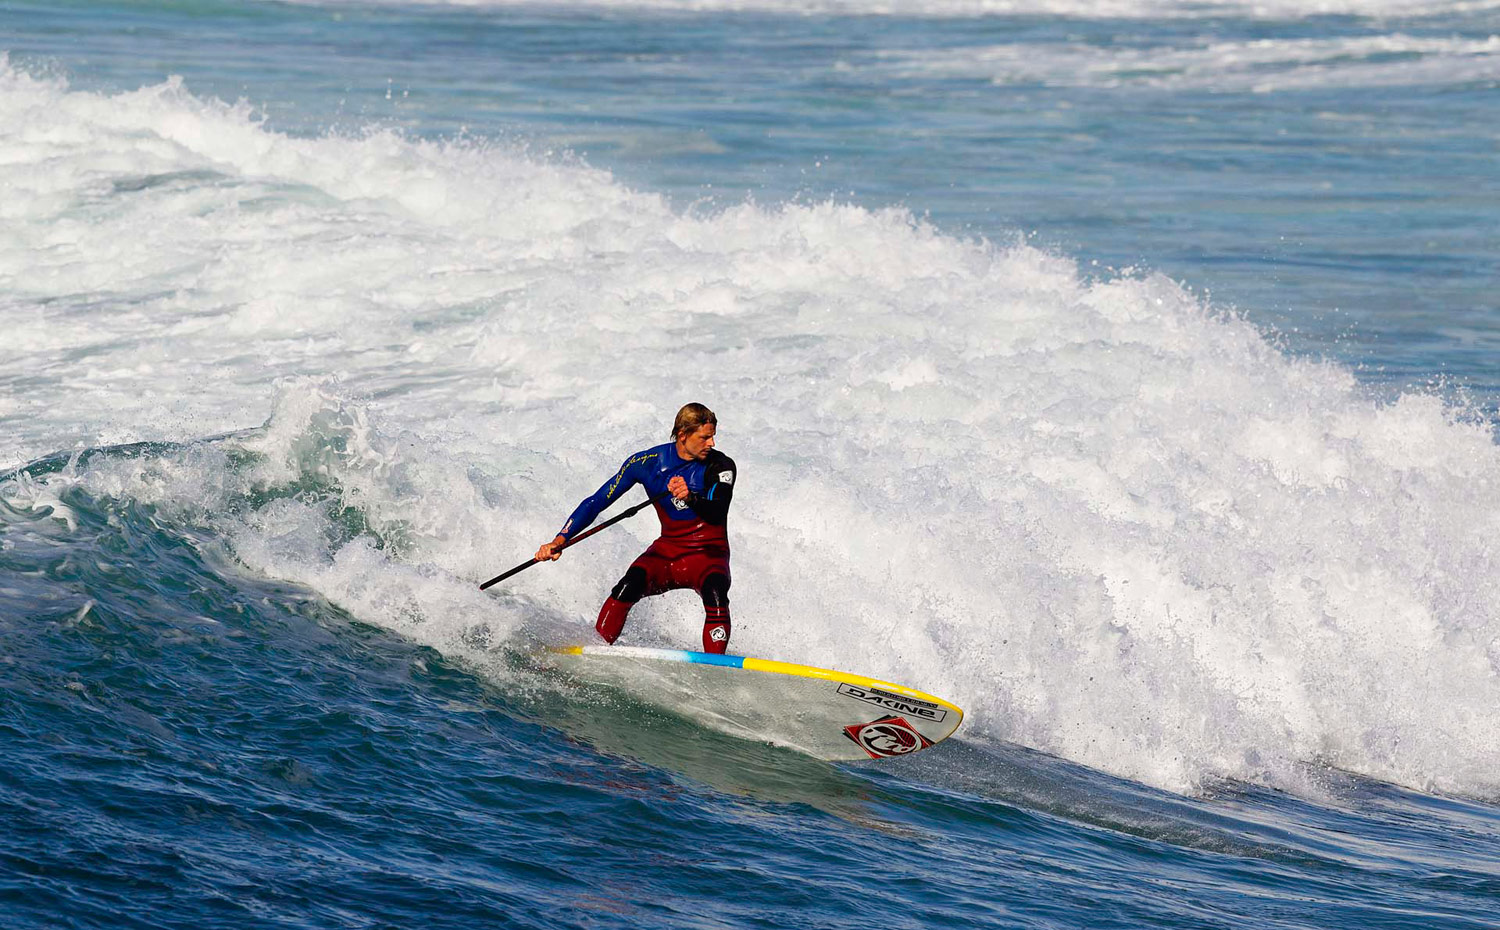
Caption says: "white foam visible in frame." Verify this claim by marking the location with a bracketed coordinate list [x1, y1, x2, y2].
[3, 61, 1499, 797]
[873, 33, 1500, 91]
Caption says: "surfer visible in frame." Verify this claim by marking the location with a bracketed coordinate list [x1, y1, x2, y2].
[535, 403, 737, 653]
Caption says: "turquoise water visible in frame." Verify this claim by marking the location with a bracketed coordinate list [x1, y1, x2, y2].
[3, 1, 1500, 927]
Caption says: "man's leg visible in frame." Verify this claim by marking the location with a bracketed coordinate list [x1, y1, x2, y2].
[596, 565, 648, 644]
[700, 572, 731, 654]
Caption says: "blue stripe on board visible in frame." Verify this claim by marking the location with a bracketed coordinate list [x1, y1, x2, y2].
[683, 652, 745, 669]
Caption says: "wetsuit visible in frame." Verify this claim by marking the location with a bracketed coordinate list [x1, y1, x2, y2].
[558, 442, 736, 653]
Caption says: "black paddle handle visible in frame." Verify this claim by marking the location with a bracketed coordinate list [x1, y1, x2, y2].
[478, 493, 667, 591]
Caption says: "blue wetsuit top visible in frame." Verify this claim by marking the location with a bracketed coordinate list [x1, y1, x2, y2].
[558, 442, 736, 546]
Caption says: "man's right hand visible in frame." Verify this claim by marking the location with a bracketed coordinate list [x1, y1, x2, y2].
[535, 535, 568, 561]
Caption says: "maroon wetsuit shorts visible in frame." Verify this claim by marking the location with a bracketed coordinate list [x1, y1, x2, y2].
[629, 538, 730, 597]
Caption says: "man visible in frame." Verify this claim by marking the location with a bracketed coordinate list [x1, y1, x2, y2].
[535, 403, 737, 653]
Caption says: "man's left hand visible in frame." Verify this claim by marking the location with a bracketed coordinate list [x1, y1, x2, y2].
[667, 476, 691, 500]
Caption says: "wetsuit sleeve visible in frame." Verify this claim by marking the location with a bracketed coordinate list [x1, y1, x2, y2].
[558, 453, 648, 539]
[687, 454, 735, 525]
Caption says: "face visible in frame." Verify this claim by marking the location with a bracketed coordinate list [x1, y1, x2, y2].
[675, 423, 717, 461]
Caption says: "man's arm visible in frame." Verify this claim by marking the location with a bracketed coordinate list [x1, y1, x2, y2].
[535, 452, 651, 561]
[686, 454, 735, 524]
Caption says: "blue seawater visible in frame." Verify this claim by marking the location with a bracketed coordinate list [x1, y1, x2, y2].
[3, 1, 1499, 928]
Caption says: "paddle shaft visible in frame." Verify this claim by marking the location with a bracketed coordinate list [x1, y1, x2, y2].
[479, 493, 667, 591]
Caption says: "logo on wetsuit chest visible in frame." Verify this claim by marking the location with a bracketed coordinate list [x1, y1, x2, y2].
[671, 497, 689, 511]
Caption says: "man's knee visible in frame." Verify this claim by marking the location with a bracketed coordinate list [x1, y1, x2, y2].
[611, 566, 648, 603]
[700, 572, 730, 609]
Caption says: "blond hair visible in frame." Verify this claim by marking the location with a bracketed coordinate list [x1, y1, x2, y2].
[671, 403, 717, 438]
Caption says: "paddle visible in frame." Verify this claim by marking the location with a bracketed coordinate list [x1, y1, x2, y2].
[479, 493, 668, 591]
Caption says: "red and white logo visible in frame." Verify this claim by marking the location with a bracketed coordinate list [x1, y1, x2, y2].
[843, 715, 934, 759]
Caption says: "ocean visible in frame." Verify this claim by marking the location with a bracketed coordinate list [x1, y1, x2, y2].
[2, 0, 1498, 927]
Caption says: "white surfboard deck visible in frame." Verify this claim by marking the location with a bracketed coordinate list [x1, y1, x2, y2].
[546, 645, 964, 762]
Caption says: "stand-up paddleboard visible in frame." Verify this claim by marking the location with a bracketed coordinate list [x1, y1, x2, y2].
[547, 645, 963, 762]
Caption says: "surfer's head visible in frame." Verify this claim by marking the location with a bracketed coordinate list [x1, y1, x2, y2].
[673, 403, 717, 461]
